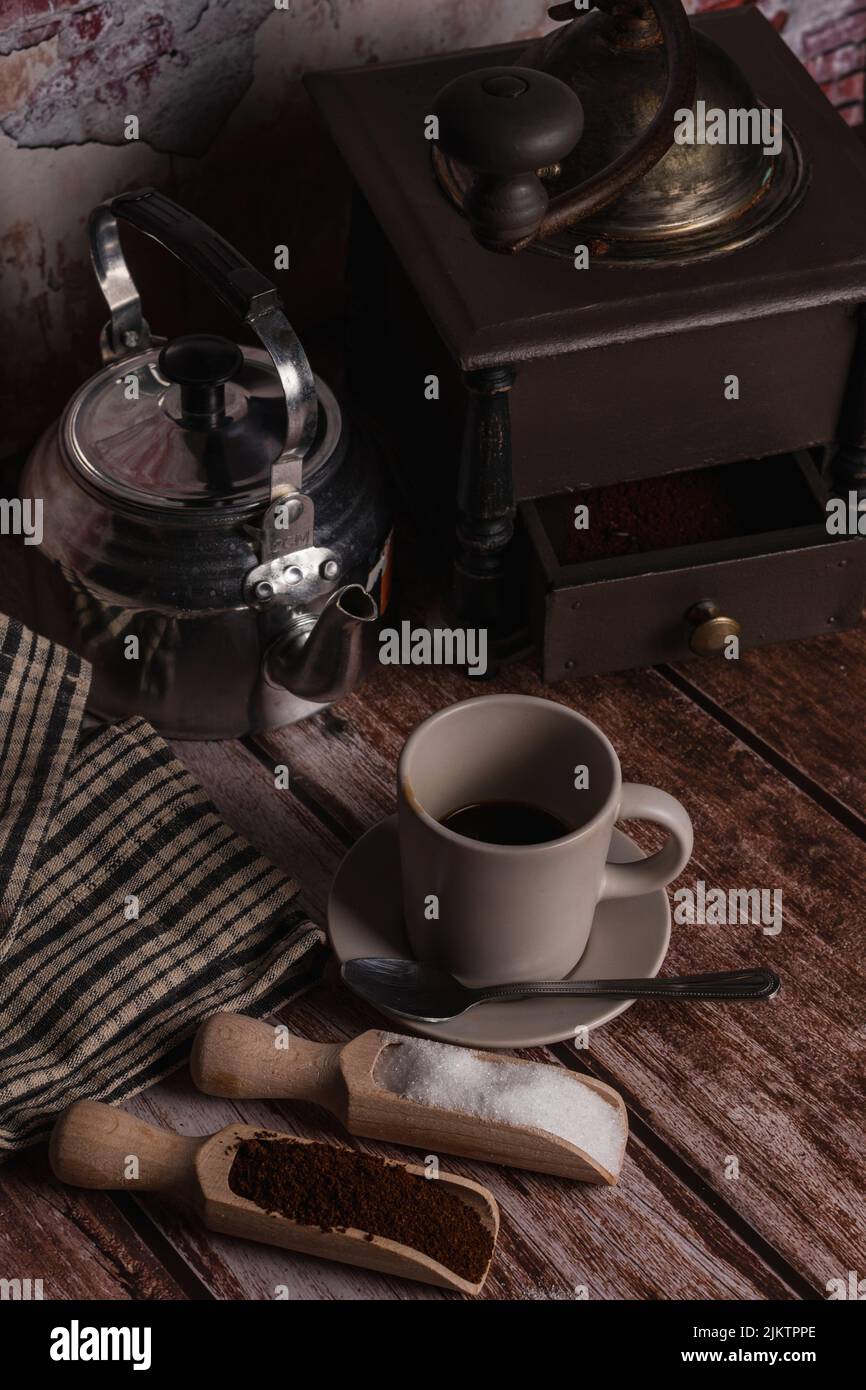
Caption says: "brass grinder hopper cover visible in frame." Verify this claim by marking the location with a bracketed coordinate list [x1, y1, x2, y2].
[434, 5, 809, 266]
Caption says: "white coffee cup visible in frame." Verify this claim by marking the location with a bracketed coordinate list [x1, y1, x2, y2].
[397, 694, 693, 986]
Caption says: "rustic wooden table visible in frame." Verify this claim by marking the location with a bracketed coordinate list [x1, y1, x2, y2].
[0, 469, 863, 1301]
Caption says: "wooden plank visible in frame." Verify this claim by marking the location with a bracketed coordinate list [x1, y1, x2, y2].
[161, 734, 799, 1299]
[0, 1145, 187, 1300]
[668, 626, 866, 822]
[245, 657, 864, 1294]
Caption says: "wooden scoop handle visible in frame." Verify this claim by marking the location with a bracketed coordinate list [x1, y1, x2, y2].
[191, 1012, 344, 1110]
[49, 1100, 200, 1194]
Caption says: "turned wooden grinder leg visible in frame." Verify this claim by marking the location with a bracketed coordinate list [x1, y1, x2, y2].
[453, 364, 519, 651]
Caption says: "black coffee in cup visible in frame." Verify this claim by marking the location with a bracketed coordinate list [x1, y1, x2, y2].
[440, 800, 571, 846]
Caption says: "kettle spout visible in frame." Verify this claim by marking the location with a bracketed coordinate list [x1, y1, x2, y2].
[266, 583, 378, 706]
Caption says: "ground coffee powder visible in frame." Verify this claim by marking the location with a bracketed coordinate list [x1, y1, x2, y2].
[539, 455, 821, 566]
[228, 1135, 494, 1283]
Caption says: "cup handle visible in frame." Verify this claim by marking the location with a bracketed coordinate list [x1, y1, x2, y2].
[600, 783, 693, 901]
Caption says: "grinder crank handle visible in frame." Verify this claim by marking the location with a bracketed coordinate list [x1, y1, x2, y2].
[433, 0, 696, 251]
[89, 188, 317, 492]
[191, 1012, 345, 1111]
[49, 1100, 201, 1195]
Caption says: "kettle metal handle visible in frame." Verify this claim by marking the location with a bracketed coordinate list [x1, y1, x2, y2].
[88, 189, 318, 500]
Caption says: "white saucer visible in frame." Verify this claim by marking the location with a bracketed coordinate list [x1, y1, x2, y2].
[328, 815, 671, 1048]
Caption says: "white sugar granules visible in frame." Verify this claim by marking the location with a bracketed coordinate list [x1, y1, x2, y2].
[375, 1036, 625, 1176]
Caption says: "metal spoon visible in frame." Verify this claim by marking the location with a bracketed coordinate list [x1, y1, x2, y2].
[341, 957, 781, 1022]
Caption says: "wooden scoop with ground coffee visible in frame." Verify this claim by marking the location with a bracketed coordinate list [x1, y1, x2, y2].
[50, 1100, 498, 1294]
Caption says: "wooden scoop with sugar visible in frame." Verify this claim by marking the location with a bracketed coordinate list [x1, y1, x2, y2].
[191, 1013, 628, 1184]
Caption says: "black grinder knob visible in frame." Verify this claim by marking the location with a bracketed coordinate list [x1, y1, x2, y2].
[433, 66, 584, 251]
[159, 333, 243, 426]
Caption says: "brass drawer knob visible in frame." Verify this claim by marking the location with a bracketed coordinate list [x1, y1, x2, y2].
[687, 601, 741, 656]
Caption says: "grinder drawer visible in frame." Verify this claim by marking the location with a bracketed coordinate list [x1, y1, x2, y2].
[522, 452, 866, 682]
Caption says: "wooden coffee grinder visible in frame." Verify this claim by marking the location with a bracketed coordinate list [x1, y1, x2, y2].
[308, 0, 866, 677]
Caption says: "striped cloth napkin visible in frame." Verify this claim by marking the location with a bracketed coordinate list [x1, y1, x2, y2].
[0, 614, 328, 1154]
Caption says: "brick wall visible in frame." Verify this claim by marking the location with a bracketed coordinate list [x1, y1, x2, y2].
[687, 0, 866, 124]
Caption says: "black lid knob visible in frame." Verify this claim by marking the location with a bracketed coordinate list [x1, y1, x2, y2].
[159, 333, 243, 426]
[434, 65, 584, 176]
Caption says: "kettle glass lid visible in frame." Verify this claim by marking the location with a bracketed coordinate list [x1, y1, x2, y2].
[63, 344, 315, 513]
